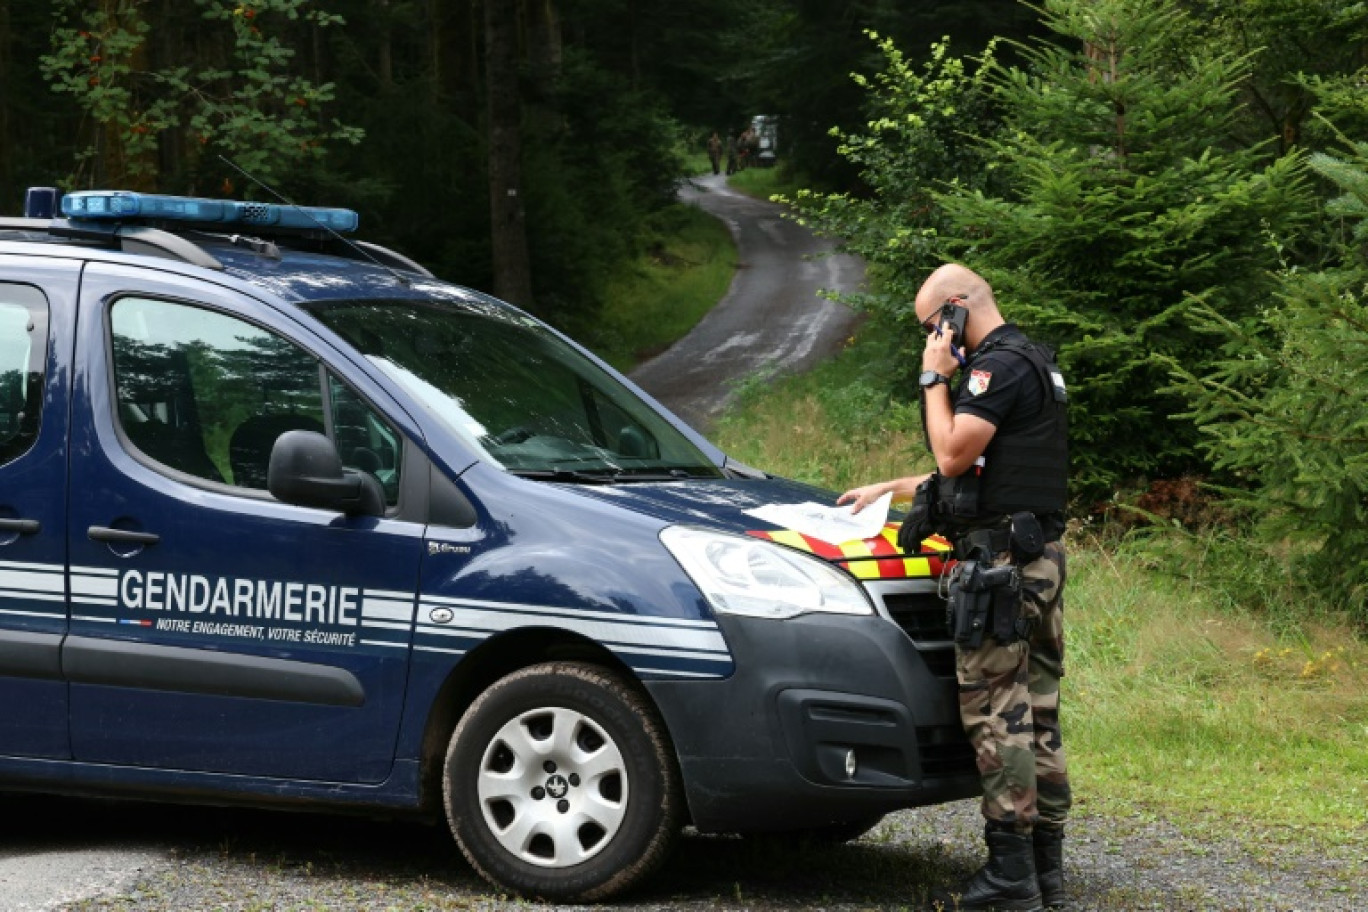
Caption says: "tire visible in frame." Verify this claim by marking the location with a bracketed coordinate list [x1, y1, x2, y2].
[443, 661, 682, 902]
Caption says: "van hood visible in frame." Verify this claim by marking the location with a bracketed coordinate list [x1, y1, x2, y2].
[561, 477, 948, 581]
[559, 476, 831, 534]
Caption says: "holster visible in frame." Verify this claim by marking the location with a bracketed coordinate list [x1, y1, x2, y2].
[947, 559, 1022, 649]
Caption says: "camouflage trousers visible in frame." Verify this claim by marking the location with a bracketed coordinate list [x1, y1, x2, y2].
[955, 540, 1071, 832]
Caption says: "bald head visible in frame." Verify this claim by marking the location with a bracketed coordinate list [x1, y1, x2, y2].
[914, 263, 1003, 351]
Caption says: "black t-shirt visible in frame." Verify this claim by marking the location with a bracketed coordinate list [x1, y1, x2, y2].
[952, 324, 1046, 435]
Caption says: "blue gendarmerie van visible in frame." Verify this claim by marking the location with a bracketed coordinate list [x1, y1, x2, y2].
[0, 188, 977, 901]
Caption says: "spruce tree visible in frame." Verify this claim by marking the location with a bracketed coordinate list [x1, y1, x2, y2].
[1180, 146, 1368, 625]
[932, 0, 1314, 500]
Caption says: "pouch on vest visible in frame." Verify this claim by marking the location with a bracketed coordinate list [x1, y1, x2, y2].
[936, 461, 982, 531]
[897, 475, 940, 553]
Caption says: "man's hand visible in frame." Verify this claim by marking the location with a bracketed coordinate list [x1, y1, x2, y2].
[924, 318, 962, 378]
[837, 474, 930, 513]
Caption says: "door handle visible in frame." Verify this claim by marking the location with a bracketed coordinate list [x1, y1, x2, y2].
[88, 526, 160, 546]
[0, 518, 40, 534]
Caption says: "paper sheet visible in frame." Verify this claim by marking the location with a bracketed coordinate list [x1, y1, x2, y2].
[743, 491, 892, 545]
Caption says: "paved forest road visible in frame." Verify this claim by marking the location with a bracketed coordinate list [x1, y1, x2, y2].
[629, 171, 864, 432]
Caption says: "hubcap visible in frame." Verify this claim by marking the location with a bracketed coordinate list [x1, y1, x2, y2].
[477, 706, 629, 867]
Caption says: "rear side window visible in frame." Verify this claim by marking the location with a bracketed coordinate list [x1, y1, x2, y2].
[0, 284, 48, 467]
[109, 297, 402, 506]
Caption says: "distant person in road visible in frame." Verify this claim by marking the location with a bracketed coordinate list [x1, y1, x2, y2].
[838, 263, 1071, 911]
[736, 127, 756, 171]
[725, 131, 739, 175]
[707, 131, 723, 175]
[742, 126, 760, 168]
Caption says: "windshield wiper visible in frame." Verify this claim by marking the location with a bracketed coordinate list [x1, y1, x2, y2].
[605, 467, 698, 482]
[509, 468, 620, 485]
[510, 466, 704, 485]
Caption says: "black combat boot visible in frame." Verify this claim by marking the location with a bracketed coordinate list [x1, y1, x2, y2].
[1033, 823, 1065, 909]
[945, 824, 1044, 911]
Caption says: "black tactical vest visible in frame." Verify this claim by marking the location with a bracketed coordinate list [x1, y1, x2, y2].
[962, 335, 1069, 517]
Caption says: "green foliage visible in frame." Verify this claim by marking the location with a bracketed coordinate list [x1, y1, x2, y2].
[1183, 0, 1368, 154]
[585, 203, 736, 371]
[516, 48, 688, 330]
[41, 0, 360, 189]
[741, 0, 1043, 190]
[1177, 150, 1368, 625]
[785, 32, 1003, 370]
[936, 0, 1316, 501]
[793, 0, 1319, 504]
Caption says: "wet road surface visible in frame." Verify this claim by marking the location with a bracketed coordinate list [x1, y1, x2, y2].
[629, 172, 865, 432]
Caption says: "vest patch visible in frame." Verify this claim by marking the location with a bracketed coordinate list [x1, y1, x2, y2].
[967, 369, 992, 396]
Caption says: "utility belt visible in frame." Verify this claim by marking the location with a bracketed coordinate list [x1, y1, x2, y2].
[944, 511, 1061, 651]
[952, 510, 1063, 561]
[894, 473, 1063, 650]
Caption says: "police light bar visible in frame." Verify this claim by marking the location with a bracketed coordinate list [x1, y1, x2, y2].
[60, 190, 359, 233]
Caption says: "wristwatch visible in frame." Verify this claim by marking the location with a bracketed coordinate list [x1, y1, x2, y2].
[919, 370, 952, 389]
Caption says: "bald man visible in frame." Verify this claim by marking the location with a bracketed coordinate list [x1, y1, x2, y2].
[840, 264, 1071, 911]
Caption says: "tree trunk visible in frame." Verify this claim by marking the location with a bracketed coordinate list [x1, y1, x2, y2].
[432, 0, 481, 121]
[377, 0, 393, 88]
[484, 0, 534, 309]
[525, 0, 561, 97]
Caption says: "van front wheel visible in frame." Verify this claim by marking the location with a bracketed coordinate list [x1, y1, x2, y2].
[443, 661, 682, 902]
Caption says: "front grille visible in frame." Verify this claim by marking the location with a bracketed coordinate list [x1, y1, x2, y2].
[882, 589, 950, 640]
[864, 580, 957, 680]
[916, 724, 977, 778]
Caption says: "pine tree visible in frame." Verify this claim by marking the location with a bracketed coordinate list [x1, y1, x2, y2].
[1180, 146, 1368, 624]
[930, 0, 1315, 500]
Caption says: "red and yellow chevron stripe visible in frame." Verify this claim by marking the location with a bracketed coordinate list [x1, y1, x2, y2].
[747, 523, 953, 580]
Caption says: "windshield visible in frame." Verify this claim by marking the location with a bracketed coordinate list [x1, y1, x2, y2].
[304, 297, 722, 481]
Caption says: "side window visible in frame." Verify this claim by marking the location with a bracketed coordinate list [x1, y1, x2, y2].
[0, 285, 48, 467]
[330, 376, 403, 506]
[111, 297, 324, 487]
[110, 297, 402, 507]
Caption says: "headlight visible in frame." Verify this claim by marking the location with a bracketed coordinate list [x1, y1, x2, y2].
[660, 526, 873, 620]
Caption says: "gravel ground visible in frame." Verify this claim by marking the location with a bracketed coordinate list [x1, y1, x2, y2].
[49, 794, 1365, 912]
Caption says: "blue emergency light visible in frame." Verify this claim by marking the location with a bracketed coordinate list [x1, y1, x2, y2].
[60, 190, 359, 233]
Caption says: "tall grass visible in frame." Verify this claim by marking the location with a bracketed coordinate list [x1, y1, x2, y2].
[587, 203, 736, 372]
[726, 162, 808, 203]
[712, 332, 929, 496]
[713, 337, 1368, 841]
[1067, 536, 1368, 835]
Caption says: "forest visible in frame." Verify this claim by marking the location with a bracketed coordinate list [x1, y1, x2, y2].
[0, 0, 1036, 328]
[2, 0, 1368, 621]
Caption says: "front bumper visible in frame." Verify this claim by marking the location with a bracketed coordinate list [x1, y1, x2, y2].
[644, 580, 979, 833]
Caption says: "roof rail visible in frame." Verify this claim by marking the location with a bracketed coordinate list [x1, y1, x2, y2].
[2, 215, 430, 277]
[344, 240, 434, 277]
[0, 216, 224, 269]
[118, 225, 224, 269]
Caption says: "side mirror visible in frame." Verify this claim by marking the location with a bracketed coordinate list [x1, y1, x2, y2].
[267, 430, 385, 517]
